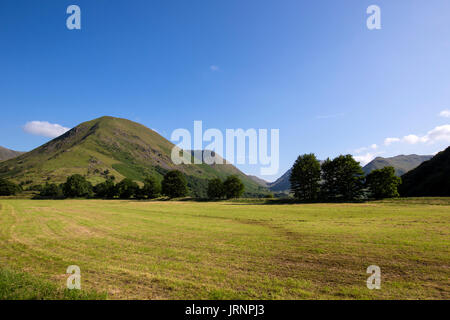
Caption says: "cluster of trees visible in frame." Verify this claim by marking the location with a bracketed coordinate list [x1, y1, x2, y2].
[37, 170, 190, 199]
[0, 178, 22, 196]
[290, 154, 401, 202]
[207, 175, 245, 199]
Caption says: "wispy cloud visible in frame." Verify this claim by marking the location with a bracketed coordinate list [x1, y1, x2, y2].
[23, 121, 70, 138]
[210, 65, 220, 72]
[439, 109, 450, 118]
[315, 113, 344, 120]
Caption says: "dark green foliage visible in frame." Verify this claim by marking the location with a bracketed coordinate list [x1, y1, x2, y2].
[39, 183, 63, 199]
[141, 176, 161, 199]
[162, 170, 189, 198]
[321, 155, 365, 201]
[185, 175, 209, 198]
[290, 153, 321, 201]
[116, 178, 139, 199]
[207, 178, 224, 199]
[62, 174, 93, 198]
[223, 175, 245, 199]
[0, 178, 21, 196]
[366, 166, 401, 199]
[399, 146, 450, 197]
[93, 179, 117, 199]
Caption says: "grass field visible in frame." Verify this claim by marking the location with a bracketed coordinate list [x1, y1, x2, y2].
[0, 198, 449, 299]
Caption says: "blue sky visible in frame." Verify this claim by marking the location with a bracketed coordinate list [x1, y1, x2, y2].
[1, 0, 449, 181]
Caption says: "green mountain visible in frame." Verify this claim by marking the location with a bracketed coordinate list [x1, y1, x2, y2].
[0, 116, 266, 197]
[0, 146, 24, 162]
[362, 154, 433, 176]
[399, 147, 450, 197]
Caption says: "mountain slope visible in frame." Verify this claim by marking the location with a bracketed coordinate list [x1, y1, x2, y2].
[399, 147, 450, 197]
[268, 168, 292, 192]
[362, 154, 433, 176]
[0, 146, 24, 162]
[0, 116, 265, 197]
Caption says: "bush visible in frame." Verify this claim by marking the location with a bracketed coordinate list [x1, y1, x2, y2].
[207, 178, 224, 199]
[161, 170, 188, 198]
[62, 174, 93, 198]
[0, 178, 21, 196]
[223, 175, 245, 199]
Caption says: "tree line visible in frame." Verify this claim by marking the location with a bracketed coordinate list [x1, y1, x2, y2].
[0, 170, 246, 200]
[290, 153, 401, 202]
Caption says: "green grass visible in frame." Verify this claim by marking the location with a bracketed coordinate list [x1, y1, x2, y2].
[0, 268, 106, 300]
[0, 198, 448, 300]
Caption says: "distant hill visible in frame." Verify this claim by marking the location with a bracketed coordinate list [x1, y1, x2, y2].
[248, 175, 268, 187]
[0, 116, 266, 197]
[268, 168, 292, 192]
[0, 146, 24, 162]
[362, 154, 433, 176]
[399, 147, 450, 197]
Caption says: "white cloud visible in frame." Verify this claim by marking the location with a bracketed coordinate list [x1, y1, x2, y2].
[384, 137, 401, 146]
[210, 65, 220, 72]
[425, 124, 450, 143]
[403, 134, 424, 144]
[353, 152, 381, 166]
[383, 124, 450, 146]
[354, 143, 378, 154]
[439, 109, 450, 118]
[23, 121, 70, 138]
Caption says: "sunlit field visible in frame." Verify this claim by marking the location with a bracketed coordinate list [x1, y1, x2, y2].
[0, 198, 449, 299]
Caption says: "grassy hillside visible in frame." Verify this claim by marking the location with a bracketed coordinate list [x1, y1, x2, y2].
[0, 198, 448, 299]
[0, 116, 265, 197]
[0, 146, 24, 162]
[362, 154, 433, 176]
[400, 147, 450, 197]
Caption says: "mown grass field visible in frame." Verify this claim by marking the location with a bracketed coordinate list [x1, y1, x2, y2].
[0, 198, 449, 300]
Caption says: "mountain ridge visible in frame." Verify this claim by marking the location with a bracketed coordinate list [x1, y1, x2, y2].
[362, 154, 433, 176]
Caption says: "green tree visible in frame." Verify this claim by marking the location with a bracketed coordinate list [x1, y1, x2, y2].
[39, 183, 63, 199]
[207, 178, 224, 199]
[62, 174, 93, 198]
[0, 178, 21, 196]
[161, 170, 188, 198]
[223, 175, 245, 199]
[141, 176, 161, 199]
[116, 178, 139, 199]
[289, 153, 321, 201]
[321, 155, 365, 201]
[366, 166, 401, 199]
[94, 179, 117, 199]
